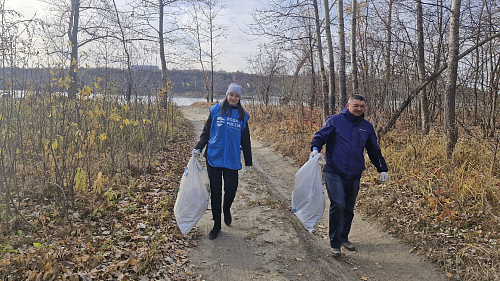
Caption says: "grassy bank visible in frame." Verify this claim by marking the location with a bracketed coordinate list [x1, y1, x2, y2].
[0, 94, 198, 280]
[247, 103, 499, 281]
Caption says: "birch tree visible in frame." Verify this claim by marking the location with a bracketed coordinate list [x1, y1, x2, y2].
[337, 0, 347, 109]
[444, 0, 462, 156]
[323, 0, 336, 113]
[416, 0, 429, 134]
[350, 0, 358, 94]
[312, 0, 330, 118]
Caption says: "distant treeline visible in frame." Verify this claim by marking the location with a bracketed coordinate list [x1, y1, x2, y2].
[0, 67, 259, 98]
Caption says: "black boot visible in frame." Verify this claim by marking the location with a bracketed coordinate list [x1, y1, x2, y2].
[224, 208, 232, 226]
[208, 223, 221, 240]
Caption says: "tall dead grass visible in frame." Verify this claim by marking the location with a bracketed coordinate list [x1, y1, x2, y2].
[248, 104, 500, 281]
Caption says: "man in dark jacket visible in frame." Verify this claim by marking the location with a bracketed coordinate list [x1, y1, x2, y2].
[310, 94, 389, 257]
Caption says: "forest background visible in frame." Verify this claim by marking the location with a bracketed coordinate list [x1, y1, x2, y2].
[1, 0, 499, 280]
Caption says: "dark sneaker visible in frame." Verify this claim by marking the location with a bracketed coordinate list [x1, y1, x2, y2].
[331, 248, 341, 257]
[342, 241, 356, 251]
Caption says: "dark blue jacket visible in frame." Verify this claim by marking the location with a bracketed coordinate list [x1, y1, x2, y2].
[311, 107, 388, 179]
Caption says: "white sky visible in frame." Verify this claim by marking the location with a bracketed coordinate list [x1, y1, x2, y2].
[4, 0, 263, 72]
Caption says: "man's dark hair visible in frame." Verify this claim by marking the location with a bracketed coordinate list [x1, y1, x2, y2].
[348, 94, 365, 102]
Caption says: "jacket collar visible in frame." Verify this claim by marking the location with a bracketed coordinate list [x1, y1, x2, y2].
[340, 107, 364, 123]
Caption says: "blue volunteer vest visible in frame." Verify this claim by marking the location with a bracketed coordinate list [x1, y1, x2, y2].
[206, 102, 249, 170]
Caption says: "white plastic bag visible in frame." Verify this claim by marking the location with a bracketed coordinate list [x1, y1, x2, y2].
[174, 156, 210, 234]
[291, 153, 326, 232]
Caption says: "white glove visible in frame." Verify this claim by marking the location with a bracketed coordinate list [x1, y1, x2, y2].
[310, 147, 319, 159]
[192, 149, 201, 158]
[380, 172, 389, 182]
[246, 166, 252, 173]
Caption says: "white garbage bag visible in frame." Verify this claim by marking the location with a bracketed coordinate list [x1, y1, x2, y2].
[291, 153, 326, 232]
[174, 156, 210, 234]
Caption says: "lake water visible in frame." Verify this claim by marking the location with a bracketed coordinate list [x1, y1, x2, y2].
[171, 96, 206, 106]
[3, 91, 258, 107]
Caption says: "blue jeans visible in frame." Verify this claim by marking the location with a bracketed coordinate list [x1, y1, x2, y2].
[324, 172, 360, 248]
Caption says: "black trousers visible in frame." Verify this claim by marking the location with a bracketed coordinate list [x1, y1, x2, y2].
[206, 162, 239, 225]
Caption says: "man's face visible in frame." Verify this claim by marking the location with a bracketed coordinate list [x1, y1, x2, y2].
[346, 99, 366, 117]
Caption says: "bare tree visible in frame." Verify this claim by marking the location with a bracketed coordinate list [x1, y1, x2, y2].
[68, 0, 80, 99]
[159, 0, 171, 107]
[323, 0, 336, 113]
[416, 0, 429, 134]
[111, 0, 134, 102]
[350, 0, 358, 94]
[312, 0, 330, 118]
[443, 0, 462, 156]
[337, 0, 347, 109]
[247, 45, 285, 105]
[383, 0, 394, 109]
[183, 0, 226, 102]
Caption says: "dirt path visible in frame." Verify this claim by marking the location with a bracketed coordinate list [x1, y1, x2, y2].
[181, 105, 448, 281]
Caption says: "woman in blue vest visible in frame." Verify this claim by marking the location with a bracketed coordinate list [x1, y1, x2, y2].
[193, 83, 253, 239]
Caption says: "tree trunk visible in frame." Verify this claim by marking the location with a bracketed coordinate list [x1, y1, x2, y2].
[68, 0, 80, 99]
[312, 0, 329, 118]
[417, 0, 429, 134]
[443, 0, 462, 156]
[383, 0, 394, 110]
[159, 0, 169, 108]
[209, 2, 214, 103]
[112, 0, 133, 103]
[337, 0, 347, 110]
[350, 0, 358, 94]
[308, 23, 318, 109]
[379, 31, 500, 136]
[323, 0, 336, 114]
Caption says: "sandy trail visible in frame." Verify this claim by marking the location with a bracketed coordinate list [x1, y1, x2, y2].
[181, 105, 447, 281]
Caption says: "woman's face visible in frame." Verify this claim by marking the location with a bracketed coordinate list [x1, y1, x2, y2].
[227, 92, 240, 106]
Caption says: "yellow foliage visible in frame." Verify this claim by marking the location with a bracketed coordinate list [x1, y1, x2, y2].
[109, 113, 121, 122]
[89, 130, 95, 146]
[0, 259, 10, 267]
[93, 171, 105, 195]
[103, 187, 117, 201]
[99, 133, 107, 141]
[80, 86, 92, 97]
[51, 139, 58, 151]
[123, 119, 130, 126]
[74, 168, 87, 194]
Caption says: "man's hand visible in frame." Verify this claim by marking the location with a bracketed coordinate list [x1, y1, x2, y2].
[246, 166, 252, 173]
[192, 149, 201, 158]
[310, 147, 319, 159]
[380, 172, 389, 182]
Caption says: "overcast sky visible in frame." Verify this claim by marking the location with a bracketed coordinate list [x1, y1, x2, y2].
[5, 0, 264, 72]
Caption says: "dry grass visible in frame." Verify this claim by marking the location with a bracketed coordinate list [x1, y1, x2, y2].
[247, 104, 500, 281]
